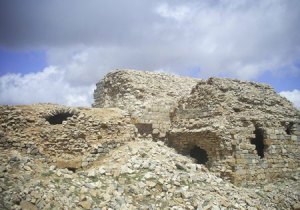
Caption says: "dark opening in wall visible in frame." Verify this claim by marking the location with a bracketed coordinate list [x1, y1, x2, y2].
[190, 146, 208, 164]
[135, 123, 153, 135]
[285, 122, 294, 135]
[45, 112, 74, 125]
[251, 127, 265, 158]
[67, 167, 77, 173]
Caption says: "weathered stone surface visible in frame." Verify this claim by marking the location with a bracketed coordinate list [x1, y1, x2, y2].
[93, 69, 199, 137]
[93, 70, 300, 185]
[80, 200, 92, 209]
[293, 203, 300, 210]
[56, 158, 82, 170]
[0, 138, 299, 209]
[169, 77, 300, 185]
[0, 69, 299, 209]
[0, 104, 136, 166]
[20, 200, 38, 210]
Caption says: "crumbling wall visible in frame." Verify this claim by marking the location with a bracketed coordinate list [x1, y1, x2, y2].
[0, 104, 136, 169]
[169, 77, 300, 185]
[3, 70, 298, 185]
[93, 69, 199, 137]
[93, 70, 300, 184]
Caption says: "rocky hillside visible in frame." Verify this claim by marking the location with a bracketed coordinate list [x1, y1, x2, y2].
[1, 138, 299, 210]
[1, 69, 300, 209]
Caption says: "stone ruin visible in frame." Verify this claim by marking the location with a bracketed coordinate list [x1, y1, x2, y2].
[94, 69, 300, 185]
[93, 70, 199, 138]
[0, 69, 299, 186]
[169, 78, 300, 185]
[1, 69, 300, 210]
[0, 104, 136, 171]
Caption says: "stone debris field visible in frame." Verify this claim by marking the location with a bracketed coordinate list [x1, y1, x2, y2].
[0, 69, 300, 209]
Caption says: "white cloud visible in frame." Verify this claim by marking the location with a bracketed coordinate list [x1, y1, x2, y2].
[0, 0, 299, 80]
[155, 3, 190, 22]
[0, 0, 300, 106]
[280, 89, 300, 110]
[0, 66, 94, 106]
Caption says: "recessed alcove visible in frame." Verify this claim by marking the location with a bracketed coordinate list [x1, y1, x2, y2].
[251, 127, 265, 158]
[44, 109, 76, 125]
[285, 123, 294, 135]
[190, 145, 208, 164]
[135, 123, 153, 135]
[46, 112, 74, 125]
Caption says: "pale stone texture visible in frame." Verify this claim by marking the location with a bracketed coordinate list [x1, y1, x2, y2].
[93, 69, 199, 137]
[168, 77, 300, 185]
[0, 69, 299, 209]
[0, 104, 136, 169]
[94, 70, 300, 185]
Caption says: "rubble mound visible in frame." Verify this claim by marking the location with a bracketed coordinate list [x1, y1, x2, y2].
[0, 104, 136, 169]
[1, 139, 299, 209]
[1, 69, 300, 209]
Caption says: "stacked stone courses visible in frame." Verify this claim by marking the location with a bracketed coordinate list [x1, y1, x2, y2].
[94, 69, 300, 185]
[1, 70, 300, 209]
[169, 77, 300, 185]
[0, 104, 136, 170]
[93, 69, 199, 137]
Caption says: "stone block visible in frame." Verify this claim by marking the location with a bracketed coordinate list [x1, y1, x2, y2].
[291, 135, 297, 141]
[56, 158, 82, 170]
[20, 200, 38, 210]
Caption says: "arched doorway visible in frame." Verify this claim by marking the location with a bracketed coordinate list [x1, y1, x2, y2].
[251, 127, 265, 158]
[189, 145, 209, 164]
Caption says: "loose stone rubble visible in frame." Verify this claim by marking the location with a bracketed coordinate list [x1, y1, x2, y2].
[1, 69, 300, 209]
[0, 104, 136, 170]
[94, 70, 300, 185]
[1, 139, 299, 209]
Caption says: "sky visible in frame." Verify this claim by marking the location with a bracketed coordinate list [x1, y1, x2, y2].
[0, 0, 299, 108]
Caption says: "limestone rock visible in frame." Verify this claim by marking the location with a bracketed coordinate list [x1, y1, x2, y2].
[80, 200, 92, 209]
[20, 200, 38, 210]
[0, 70, 299, 210]
[56, 158, 82, 170]
[293, 203, 300, 210]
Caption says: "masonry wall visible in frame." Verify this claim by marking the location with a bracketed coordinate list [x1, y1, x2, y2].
[231, 124, 300, 185]
[167, 131, 232, 170]
[93, 69, 199, 137]
[0, 69, 299, 186]
[0, 104, 136, 169]
[169, 117, 300, 185]
[169, 77, 300, 185]
[93, 70, 300, 185]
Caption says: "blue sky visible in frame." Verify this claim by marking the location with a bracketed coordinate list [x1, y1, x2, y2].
[0, 48, 46, 76]
[0, 0, 299, 108]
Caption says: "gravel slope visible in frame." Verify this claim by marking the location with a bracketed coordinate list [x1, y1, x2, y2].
[1, 139, 299, 210]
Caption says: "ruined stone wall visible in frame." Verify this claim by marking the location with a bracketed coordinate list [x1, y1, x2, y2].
[169, 77, 300, 185]
[93, 71, 300, 184]
[93, 69, 199, 137]
[0, 104, 136, 169]
[2, 70, 298, 185]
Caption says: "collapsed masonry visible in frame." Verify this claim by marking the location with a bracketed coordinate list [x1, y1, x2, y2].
[94, 69, 300, 185]
[93, 70, 199, 138]
[0, 104, 136, 170]
[169, 78, 300, 185]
